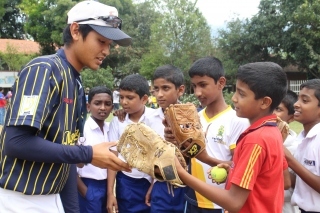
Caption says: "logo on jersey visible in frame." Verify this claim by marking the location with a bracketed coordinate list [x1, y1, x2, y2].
[63, 129, 80, 145]
[212, 125, 226, 145]
[19, 95, 39, 116]
[303, 158, 316, 166]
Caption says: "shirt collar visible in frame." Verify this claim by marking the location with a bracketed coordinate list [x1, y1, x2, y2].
[56, 48, 80, 79]
[154, 107, 165, 119]
[300, 122, 320, 139]
[237, 114, 278, 144]
[124, 106, 149, 123]
[87, 116, 109, 132]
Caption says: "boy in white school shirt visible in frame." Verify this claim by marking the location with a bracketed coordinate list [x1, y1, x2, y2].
[284, 79, 320, 213]
[107, 74, 154, 213]
[77, 86, 114, 213]
[144, 65, 186, 213]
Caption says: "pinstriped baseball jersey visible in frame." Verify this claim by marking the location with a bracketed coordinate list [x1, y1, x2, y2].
[0, 49, 84, 195]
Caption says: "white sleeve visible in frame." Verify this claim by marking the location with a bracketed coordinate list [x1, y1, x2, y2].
[227, 117, 250, 148]
[108, 117, 120, 141]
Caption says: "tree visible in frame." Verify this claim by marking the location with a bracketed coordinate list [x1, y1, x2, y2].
[1, 43, 35, 71]
[140, 0, 215, 91]
[19, 0, 76, 54]
[101, 0, 160, 83]
[0, 0, 25, 39]
[217, 0, 320, 78]
[81, 67, 114, 90]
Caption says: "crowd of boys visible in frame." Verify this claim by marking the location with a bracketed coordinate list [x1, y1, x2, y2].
[0, 1, 319, 213]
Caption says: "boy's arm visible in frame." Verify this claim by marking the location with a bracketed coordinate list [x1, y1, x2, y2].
[106, 155, 118, 213]
[107, 119, 120, 213]
[283, 169, 291, 190]
[284, 146, 320, 193]
[145, 179, 154, 206]
[195, 150, 232, 167]
[77, 175, 87, 198]
[175, 158, 249, 212]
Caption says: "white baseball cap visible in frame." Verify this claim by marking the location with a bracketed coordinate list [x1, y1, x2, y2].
[67, 0, 132, 47]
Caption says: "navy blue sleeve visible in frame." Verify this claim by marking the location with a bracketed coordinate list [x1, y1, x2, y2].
[60, 164, 80, 213]
[4, 126, 93, 164]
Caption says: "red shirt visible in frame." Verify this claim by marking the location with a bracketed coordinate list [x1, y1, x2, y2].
[0, 92, 6, 108]
[226, 114, 287, 213]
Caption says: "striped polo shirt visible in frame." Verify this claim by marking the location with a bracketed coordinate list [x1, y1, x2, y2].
[0, 49, 85, 195]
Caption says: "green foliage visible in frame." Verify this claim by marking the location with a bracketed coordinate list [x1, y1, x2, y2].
[0, 0, 25, 39]
[180, 93, 199, 106]
[179, 90, 234, 109]
[0, 43, 36, 71]
[223, 90, 234, 107]
[217, 0, 320, 79]
[140, 0, 215, 88]
[20, 0, 76, 54]
[80, 67, 115, 90]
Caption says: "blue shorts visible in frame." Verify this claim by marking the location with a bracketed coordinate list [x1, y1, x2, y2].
[78, 178, 107, 213]
[150, 181, 186, 213]
[116, 172, 151, 213]
[184, 201, 223, 213]
[299, 209, 320, 213]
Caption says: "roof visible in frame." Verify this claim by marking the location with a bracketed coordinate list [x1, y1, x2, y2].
[0, 39, 40, 54]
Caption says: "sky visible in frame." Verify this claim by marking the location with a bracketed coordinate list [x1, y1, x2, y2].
[196, 0, 261, 31]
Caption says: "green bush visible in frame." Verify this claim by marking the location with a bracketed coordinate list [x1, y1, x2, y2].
[180, 90, 234, 108]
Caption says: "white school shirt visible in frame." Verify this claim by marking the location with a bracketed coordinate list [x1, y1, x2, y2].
[109, 107, 154, 182]
[291, 122, 320, 211]
[113, 90, 120, 104]
[145, 107, 165, 137]
[77, 116, 109, 180]
[283, 129, 300, 213]
[186, 106, 250, 209]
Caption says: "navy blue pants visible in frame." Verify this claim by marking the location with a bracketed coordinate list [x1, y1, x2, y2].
[78, 178, 107, 213]
[184, 201, 223, 213]
[150, 181, 186, 213]
[299, 209, 320, 213]
[116, 172, 151, 213]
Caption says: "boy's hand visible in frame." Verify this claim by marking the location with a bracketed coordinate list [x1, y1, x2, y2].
[107, 194, 118, 213]
[113, 109, 126, 122]
[207, 163, 230, 184]
[163, 118, 176, 142]
[91, 142, 131, 172]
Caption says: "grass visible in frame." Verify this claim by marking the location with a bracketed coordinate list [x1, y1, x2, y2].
[289, 121, 303, 134]
[106, 113, 114, 122]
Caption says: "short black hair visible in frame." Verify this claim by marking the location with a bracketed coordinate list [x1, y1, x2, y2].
[236, 62, 287, 111]
[88, 86, 113, 103]
[63, 24, 94, 47]
[119, 74, 150, 98]
[152, 65, 185, 88]
[300, 79, 320, 106]
[188, 57, 224, 83]
[281, 90, 298, 115]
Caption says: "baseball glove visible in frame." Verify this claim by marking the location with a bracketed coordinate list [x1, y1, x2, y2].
[117, 122, 188, 187]
[276, 117, 289, 142]
[164, 103, 206, 158]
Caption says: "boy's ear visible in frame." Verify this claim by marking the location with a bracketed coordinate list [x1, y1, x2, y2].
[260, 96, 272, 110]
[86, 102, 90, 112]
[70, 22, 81, 41]
[141, 94, 149, 104]
[217, 76, 226, 90]
[177, 85, 185, 97]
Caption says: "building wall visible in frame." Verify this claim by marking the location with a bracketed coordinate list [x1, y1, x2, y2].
[0, 71, 18, 88]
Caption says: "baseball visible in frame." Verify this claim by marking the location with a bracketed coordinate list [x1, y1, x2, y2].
[210, 166, 227, 183]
